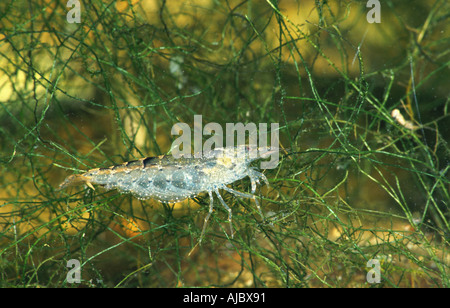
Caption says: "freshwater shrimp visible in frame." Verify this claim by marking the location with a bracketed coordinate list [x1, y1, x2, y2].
[60, 145, 277, 242]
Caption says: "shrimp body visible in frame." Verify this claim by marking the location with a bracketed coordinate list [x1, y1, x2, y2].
[60, 145, 276, 242]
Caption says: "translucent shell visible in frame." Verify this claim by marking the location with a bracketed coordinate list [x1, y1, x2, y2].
[60, 146, 275, 242]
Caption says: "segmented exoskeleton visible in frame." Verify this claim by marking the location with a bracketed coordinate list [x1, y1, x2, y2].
[60, 145, 276, 242]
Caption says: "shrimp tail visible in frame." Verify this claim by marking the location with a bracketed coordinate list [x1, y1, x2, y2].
[59, 174, 95, 190]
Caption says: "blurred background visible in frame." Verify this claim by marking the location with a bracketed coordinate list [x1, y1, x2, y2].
[0, 0, 449, 287]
